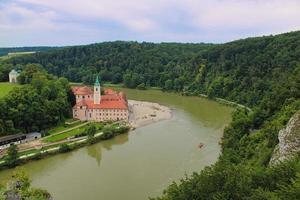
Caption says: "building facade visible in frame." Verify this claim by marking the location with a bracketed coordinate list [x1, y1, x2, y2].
[9, 69, 20, 83]
[72, 77, 129, 122]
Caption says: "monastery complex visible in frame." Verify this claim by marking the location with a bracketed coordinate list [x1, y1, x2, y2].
[72, 76, 129, 122]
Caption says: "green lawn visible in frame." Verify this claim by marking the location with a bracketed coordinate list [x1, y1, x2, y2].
[44, 122, 104, 143]
[47, 120, 84, 135]
[0, 82, 19, 98]
[44, 126, 87, 143]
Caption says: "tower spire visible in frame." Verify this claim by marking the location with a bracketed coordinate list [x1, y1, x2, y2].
[95, 75, 100, 86]
[94, 75, 101, 104]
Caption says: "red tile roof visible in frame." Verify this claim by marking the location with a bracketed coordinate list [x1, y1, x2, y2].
[73, 88, 128, 110]
[104, 88, 117, 95]
[74, 98, 128, 109]
[72, 86, 93, 95]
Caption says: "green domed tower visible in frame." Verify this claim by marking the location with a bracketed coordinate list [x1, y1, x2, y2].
[94, 75, 101, 104]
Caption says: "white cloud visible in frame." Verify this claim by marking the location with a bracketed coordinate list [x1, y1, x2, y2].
[186, 0, 300, 32]
[1, 0, 300, 46]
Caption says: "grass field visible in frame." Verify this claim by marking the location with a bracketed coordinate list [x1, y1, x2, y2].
[47, 120, 83, 135]
[0, 82, 19, 98]
[44, 122, 104, 143]
[43, 126, 88, 143]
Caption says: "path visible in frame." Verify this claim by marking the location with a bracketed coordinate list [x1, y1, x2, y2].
[16, 121, 90, 152]
[43, 121, 90, 139]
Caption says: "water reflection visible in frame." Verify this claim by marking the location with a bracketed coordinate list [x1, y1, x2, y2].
[86, 133, 129, 166]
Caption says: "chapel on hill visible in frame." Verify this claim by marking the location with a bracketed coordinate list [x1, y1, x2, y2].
[72, 76, 129, 122]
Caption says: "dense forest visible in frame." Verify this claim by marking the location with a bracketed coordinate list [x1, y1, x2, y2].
[0, 64, 73, 136]
[0, 31, 300, 199]
[5, 42, 212, 88]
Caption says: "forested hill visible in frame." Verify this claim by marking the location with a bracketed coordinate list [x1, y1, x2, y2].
[189, 31, 300, 107]
[5, 42, 212, 86]
[3, 32, 300, 110]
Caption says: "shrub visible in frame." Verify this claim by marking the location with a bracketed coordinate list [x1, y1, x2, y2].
[58, 143, 71, 153]
[4, 144, 19, 167]
[137, 83, 146, 90]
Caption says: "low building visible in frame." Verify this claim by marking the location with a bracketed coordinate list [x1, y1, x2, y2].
[0, 134, 26, 149]
[9, 69, 20, 83]
[24, 132, 42, 142]
[0, 132, 42, 149]
[72, 76, 129, 122]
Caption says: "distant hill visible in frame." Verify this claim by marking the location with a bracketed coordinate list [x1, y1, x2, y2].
[0, 46, 59, 56]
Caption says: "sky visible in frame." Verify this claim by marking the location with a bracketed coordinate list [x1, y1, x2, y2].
[0, 0, 300, 47]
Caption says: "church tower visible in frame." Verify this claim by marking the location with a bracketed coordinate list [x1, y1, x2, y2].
[94, 75, 101, 104]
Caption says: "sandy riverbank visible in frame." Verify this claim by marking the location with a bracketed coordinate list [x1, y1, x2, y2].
[128, 100, 172, 128]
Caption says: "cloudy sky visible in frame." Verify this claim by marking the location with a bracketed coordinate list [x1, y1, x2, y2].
[1, 0, 300, 47]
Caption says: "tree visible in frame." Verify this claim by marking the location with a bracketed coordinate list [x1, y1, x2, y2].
[0, 170, 51, 200]
[5, 144, 19, 167]
[85, 124, 97, 137]
[85, 124, 97, 144]
[164, 80, 173, 91]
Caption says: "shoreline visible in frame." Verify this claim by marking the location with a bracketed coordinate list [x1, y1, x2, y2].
[128, 100, 172, 128]
[0, 100, 172, 169]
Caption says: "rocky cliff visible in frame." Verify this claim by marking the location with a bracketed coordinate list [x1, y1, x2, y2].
[270, 111, 300, 165]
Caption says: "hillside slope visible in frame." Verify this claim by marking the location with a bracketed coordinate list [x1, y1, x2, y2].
[6, 42, 212, 88]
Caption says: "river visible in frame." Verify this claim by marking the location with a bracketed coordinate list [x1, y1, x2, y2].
[0, 88, 233, 200]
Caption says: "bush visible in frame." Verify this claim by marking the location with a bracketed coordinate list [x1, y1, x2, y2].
[58, 143, 71, 153]
[137, 83, 146, 90]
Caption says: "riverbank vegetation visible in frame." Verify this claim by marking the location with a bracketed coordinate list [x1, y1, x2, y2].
[0, 123, 130, 169]
[1, 31, 300, 199]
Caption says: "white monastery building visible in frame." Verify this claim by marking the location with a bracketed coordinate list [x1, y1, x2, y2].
[72, 76, 129, 122]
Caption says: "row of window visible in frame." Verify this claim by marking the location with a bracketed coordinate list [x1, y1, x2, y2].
[94, 117, 127, 121]
[94, 113, 126, 116]
[87, 109, 127, 113]
[77, 95, 92, 99]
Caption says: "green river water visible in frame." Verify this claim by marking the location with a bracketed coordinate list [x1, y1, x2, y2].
[0, 89, 233, 200]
